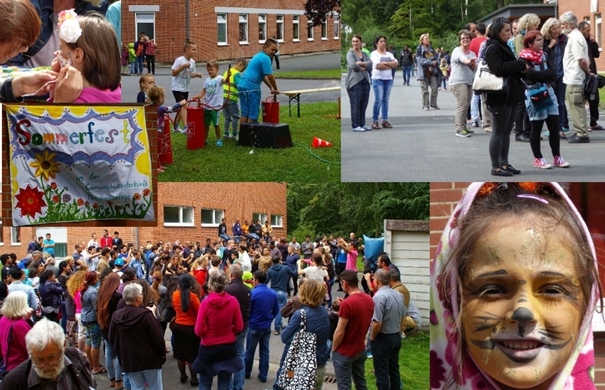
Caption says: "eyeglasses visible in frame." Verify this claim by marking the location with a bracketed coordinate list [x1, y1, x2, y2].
[30, 354, 63, 367]
[460, 37, 471, 40]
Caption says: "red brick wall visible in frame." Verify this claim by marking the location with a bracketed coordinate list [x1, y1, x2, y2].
[429, 182, 470, 261]
[122, 0, 341, 64]
[3, 182, 287, 258]
[558, 0, 605, 72]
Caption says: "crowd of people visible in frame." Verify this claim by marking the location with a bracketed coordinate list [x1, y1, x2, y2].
[0, 225, 417, 390]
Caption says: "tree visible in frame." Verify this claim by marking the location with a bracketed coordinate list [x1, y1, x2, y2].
[305, 0, 340, 26]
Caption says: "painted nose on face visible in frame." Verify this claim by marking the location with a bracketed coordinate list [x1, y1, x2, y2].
[511, 307, 535, 337]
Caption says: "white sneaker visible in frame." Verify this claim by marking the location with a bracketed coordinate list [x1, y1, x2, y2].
[534, 157, 552, 169]
[362, 125, 372, 131]
[353, 126, 365, 132]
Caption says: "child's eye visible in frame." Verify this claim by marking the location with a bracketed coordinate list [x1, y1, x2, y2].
[476, 284, 506, 297]
[539, 285, 568, 297]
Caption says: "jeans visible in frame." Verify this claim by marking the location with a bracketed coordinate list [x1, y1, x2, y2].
[104, 337, 122, 382]
[128, 369, 162, 390]
[489, 102, 518, 169]
[554, 79, 568, 130]
[332, 350, 368, 390]
[566, 84, 588, 138]
[136, 56, 144, 74]
[220, 234, 231, 241]
[230, 330, 246, 390]
[402, 65, 412, 84]
[371, 78, 393, 122]
[371, 333, 402, 390]
[451, 83, 472, 132]
[470, 93, 481, 122]
[223, 99, 241, 136]
[347, 80, 370, 129]
[441, 77, 447, 89]
[61, 301, 67, 333]
[274, 291, 287, 332]
[130, 62, 136, 75]
[245, 327, 271, 381]
[200, 371, 231, 390]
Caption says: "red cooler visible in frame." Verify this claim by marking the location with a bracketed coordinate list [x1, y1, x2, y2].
[262, 95, 279, 123]
[187, 101, 206, 149]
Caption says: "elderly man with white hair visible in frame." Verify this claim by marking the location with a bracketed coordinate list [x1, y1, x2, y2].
[560, 11, 593, 144]
[0, 318, 95, 389]
[109, 282, 166, 390]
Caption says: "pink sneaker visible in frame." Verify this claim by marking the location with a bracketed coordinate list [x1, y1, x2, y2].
[534, 157, 552, 169]
[553, 155, 570, 168]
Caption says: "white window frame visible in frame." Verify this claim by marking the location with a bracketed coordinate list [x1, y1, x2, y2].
[252, 213, 268, 224]
[293, 15, 300, 42]
[135, 12, 156, 41]
[258, 14, 267, 43]
[276, 15, 284, 41]
[239, 14, 249, 44]
[321, 18, 328, 40]
[164, 205, 195, 227]
[217, 13, 227, 45]
[596, 14, 602, 47]
[10, 227, 20, 245]
[307, 19, 314, 41]
[202, 209, 225, 227]
[271, 215, 283, 228]
[333, 14, 340, 39]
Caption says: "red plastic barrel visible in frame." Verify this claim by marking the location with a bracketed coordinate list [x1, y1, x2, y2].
[159, 114, 173, 164]
[262, 95, 279, 123]
[187, 101, 206, 149]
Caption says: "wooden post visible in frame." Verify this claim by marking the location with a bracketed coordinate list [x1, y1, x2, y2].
[337, 96, 341, 119]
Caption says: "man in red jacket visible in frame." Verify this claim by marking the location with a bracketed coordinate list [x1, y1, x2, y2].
[100, 229, 112, 248]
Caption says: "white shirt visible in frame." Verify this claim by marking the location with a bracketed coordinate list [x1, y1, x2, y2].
[563, 29, 589, 86]
[303, 266, 327, 282]
[171, 56, 196, 92]
[370, 50, 397, 80]
[238, 251, 251, 272]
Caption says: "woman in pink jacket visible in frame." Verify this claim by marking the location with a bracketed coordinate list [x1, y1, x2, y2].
[193, 270, 243, 390]
[0, 291, 33, 373]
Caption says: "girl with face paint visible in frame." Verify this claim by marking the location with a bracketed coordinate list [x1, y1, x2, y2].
[430, 182, 601, 390]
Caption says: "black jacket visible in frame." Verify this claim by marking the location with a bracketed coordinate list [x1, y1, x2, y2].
[586, 36, 600, 74]
[109, 305, 166, 372]
[483, 38, 528, 108]
[0, 347, 95, 390]
[224, 279, 251, 331]
[519, 54, 556, 86]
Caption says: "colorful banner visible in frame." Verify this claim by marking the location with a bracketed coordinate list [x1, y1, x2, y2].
[6, 105, 154, 226]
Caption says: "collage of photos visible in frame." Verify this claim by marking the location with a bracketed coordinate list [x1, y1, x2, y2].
[1, 0, 605, 389]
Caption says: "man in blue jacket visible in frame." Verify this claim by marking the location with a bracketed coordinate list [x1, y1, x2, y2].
[266, 256, 297, 335]
[245, 271, 278, 383]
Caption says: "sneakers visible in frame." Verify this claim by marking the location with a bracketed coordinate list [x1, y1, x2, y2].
[431, 105, 441, 110]
[466, 129, 475, 134]
[562, 127, 570, 132]
[471, 120, 480, 128]
[352, 126, 366, 132]
[534, 157, 553, 169]
[362, 125, 372, 131]
[367, 351, 373, 359]
[456, 130, 471, 138]
[423, 106, 429, 111]
[491, 168, 513, 177]
[181, 126, 189, 134]
[216, 139, 223, 147]
[553, 155, 570, 168]
[567, 134, 590, 143]
[503, 164, 521, 174]
[484, 126, 492, 133]
[543, 130, 550, 136]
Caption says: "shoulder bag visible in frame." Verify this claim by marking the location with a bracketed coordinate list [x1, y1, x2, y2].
[276, 309, 318, 390]
[472, 46, 509, 94]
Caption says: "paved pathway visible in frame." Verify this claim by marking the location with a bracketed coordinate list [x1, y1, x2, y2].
[341, 73, 605, 181]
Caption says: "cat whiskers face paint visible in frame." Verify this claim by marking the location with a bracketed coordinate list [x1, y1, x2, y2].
[461, 217, 583, 390]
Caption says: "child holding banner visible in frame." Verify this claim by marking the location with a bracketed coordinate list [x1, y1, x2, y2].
[49, 10, 121, 103]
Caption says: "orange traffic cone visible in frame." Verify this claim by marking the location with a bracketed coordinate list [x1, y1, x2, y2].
[312, 136, 333, 148]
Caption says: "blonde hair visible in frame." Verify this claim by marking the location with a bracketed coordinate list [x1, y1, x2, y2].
[64, 13, 121, 91]
[66, 270, 87, 298]
[298, 279, 325, 308]
[0, 290, 32, 318]
[518, 13, 541, 33]
[540, 18, 561, 40]
[148, 85, 165, 105]
[419, 33, 429, 44]
[206, 59, 219, 70]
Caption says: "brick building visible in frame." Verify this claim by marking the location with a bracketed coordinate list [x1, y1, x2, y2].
[122, 0, 341, 64]
[3, 182, 287, 258]
[430, 182, 605, 386]
[559, 0, 604, 71]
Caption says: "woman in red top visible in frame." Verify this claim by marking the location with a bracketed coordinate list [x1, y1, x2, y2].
[172, 273, 201, 387]
[193, 271, 243, 389]
[190, 256, 209, 293]
[0, 291, 32, 373]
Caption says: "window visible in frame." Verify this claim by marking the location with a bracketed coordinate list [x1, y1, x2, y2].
[252, 213, 268, 224]
[135, 12, 155, 40]
[202, 209, 224, 226]
[597, 15, 602, 47]
[217, 14, 227, 45]
[276, 15, 284, 41]
[271, 215, 283, 227]
[0, 223, 3, 245]
[239, 14, 248, 43]
[164, 206, 194, 226]
[258, 14, 267, 42]
[334, 14, 340, 39]
[10, 227, 20, 245]
[307, 19, 314, 40]
[321, 18, 327, 40]
[293, 15, 299, 41]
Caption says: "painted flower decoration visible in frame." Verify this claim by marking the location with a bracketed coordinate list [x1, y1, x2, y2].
[143, 189, 151, 197]
[30, 150, 61, 182]
[77, 198, 84, 206]
[62, 193, 71, 203]
[58, 9, 82, 43]
[15, 185, 47, 218]
[133, 193, 141, 201]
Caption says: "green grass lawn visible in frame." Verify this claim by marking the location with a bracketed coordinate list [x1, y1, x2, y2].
[365, 331, 429, 390]
[159, 102, 340, 182]
[274, 69, 341, 79]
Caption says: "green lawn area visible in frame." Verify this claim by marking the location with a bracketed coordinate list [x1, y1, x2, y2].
[274, 69, 341, 79]
[159, 102, 340, 182]
[365, 331, 429, 390]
